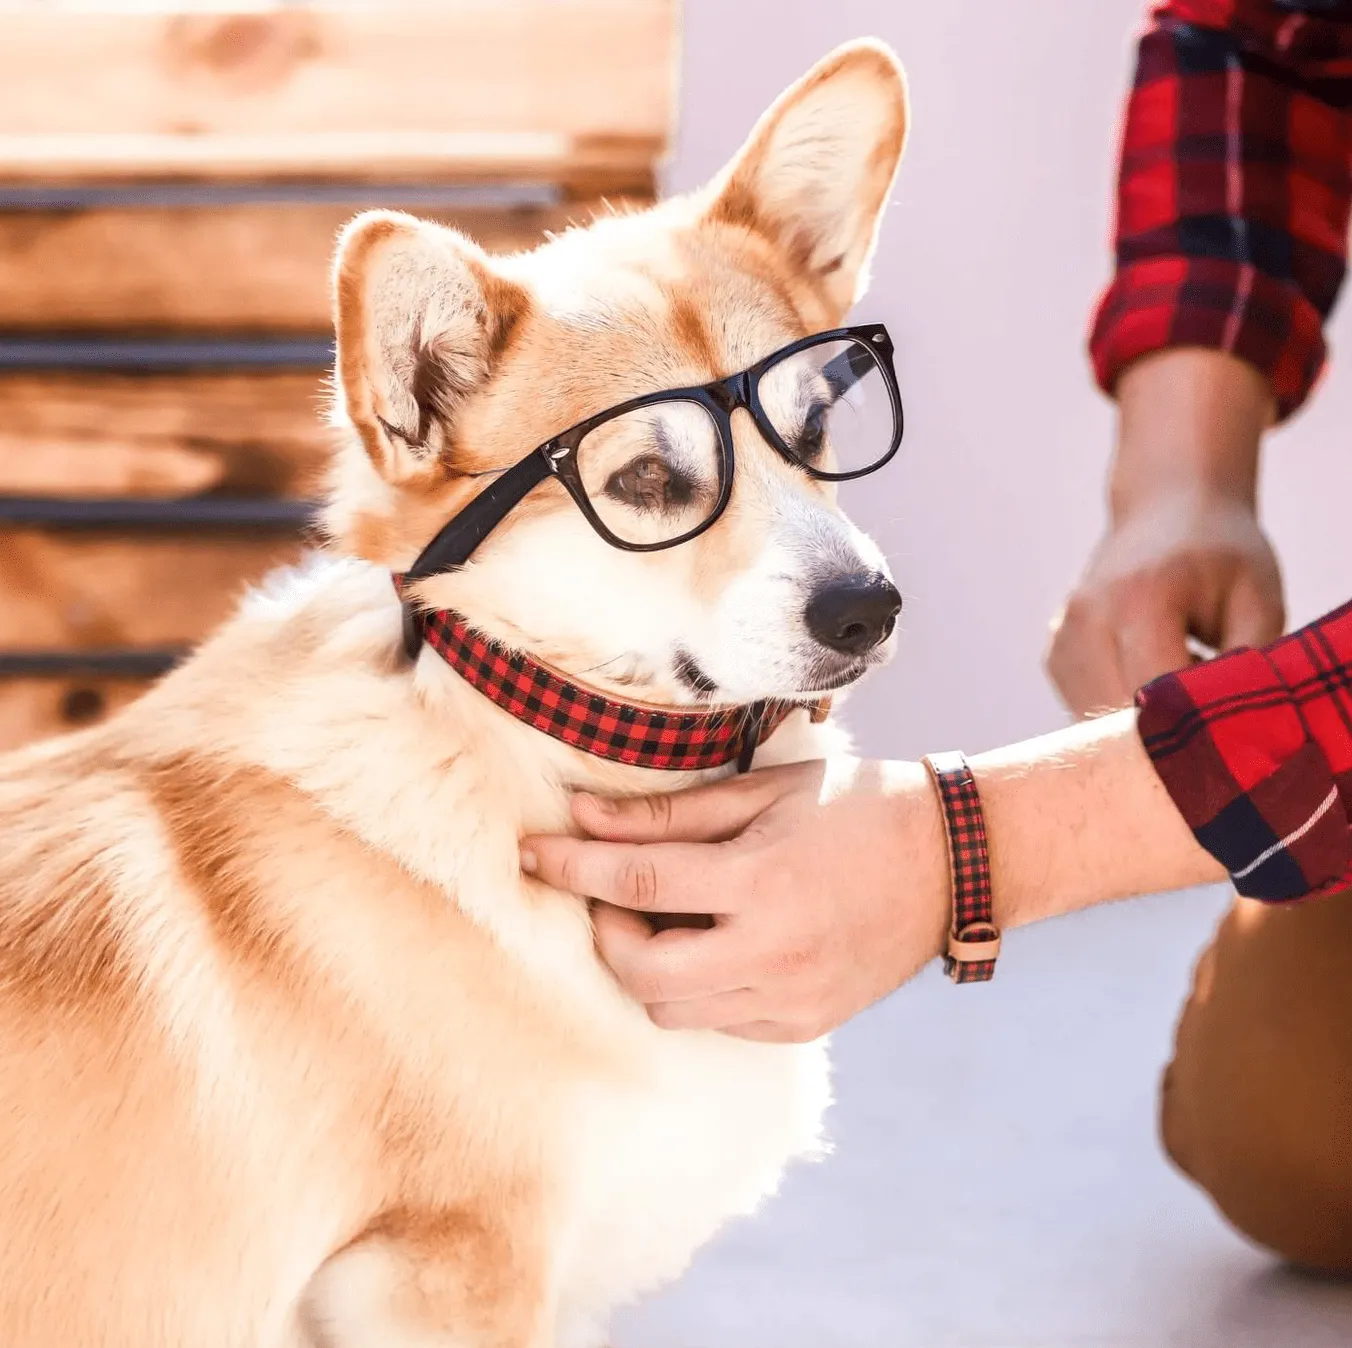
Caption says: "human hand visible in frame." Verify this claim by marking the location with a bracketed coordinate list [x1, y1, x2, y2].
[1048, 349, 1284, 716]
[1048, 492, 1283, 714]
[520, 758, 951, 1043]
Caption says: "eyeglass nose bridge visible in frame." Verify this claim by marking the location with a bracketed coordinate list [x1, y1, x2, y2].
[705, 368, 788, 464]
[704, 369, 754, 416]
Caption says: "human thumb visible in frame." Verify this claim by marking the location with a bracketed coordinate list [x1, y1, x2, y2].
[1222, 566, 1285, 652]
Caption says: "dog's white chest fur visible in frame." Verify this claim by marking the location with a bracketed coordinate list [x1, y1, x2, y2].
[441, 732, 833, 1346]
[553, 1019, 829, 1346]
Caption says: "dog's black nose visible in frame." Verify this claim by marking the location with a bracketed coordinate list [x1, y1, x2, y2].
[805, 574, 902, 656]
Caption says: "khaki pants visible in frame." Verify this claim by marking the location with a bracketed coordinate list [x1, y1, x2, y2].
[1161, 889, 1352, 1273]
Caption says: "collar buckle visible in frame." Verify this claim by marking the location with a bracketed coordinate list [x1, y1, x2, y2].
[736, 701, 767, 774]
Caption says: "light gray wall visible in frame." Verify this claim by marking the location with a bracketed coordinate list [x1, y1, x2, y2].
[666, 0, 1352, 761]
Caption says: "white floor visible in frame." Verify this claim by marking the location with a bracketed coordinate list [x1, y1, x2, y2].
[614, 885, 1352, 1348]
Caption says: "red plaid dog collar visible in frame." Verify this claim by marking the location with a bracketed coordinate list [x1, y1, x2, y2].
[922, 751, 1002, 983]
[401, 589, 829, 773]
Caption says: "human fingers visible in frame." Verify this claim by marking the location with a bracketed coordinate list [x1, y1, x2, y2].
[721, 1018, 830, 1045]
[643, 988, 766, 1032]
[1046, 593, 1134, 716]
[521, 836, 744, 914]
[1221, 565, 1285, 651]
[1116, 587, 1193, 693]
[568, 762, 812, 844]
[591, 901, 750, 1004]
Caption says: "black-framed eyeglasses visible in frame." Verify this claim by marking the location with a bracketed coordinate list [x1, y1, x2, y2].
[401, 323, 904, 647]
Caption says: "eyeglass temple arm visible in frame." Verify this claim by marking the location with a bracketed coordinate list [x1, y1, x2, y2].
[399, 447, 554, 657]
[821, 345, 876, 400]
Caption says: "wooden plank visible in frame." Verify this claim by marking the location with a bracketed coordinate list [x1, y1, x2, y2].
[0, 132, 663, 185]
[0, 6, 675, 137]
[0, 197, 646, 331]
[0, 527, 306, 750]
[0, 530, 304, 650]
[0, 436, 225, 498]
[0, 372, 332, 496]
[0, 4, 676, 180]
[0, 678, 153, 752]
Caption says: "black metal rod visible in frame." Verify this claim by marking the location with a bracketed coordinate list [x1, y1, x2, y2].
[0, 648, 185, 679]
[0, 495, 318, 531]
[0, 336, 334, 371]
[0, 182, 561, 211]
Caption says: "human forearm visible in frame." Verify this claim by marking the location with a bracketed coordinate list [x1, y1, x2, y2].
[971, 709, 1227, 933]
[1112, 349, 1271, 511]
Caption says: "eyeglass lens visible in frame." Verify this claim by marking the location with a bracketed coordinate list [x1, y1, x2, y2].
[575, 399, 724, 546]
[756, 337, 896, 478]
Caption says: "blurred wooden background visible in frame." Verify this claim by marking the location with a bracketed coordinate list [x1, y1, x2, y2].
[0, 1, 677, 749]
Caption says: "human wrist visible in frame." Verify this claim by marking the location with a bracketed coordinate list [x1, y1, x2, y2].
[967, 710, 1226, 934]
[1110, 348, 1271, 516]
[874, 759, 952, 966]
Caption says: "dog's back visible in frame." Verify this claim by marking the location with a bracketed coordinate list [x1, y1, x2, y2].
[0, 712, 380, 1344]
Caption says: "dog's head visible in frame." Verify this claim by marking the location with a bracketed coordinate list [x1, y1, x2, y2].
[326, 40, 908, 705]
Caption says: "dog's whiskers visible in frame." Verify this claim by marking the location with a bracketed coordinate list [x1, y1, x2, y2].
[572, 651, 637, 678]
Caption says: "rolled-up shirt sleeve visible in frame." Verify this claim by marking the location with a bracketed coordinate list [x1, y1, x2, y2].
[1137, 600, 1352, 901]
[1090, 0, 1352, 421]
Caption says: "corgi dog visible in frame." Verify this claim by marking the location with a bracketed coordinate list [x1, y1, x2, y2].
[0, 40, 908, 1348]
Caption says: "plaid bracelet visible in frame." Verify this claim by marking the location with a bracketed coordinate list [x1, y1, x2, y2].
[922, 751, 1002, 984]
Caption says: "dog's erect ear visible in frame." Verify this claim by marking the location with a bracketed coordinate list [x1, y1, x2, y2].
[332, 210, 529, 483]
[706, 40, 908, 318]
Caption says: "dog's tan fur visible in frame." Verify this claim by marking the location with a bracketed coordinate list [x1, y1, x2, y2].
[0, 43, 907, 1348]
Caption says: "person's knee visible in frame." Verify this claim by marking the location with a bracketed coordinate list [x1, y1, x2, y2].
[1161, 1049, 1352, 1273]
[1161, 895, 1352, 1274]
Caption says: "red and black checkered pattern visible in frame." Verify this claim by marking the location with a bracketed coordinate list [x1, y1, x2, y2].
[923, 751, 1001, 984]
[1138, 600, 1352, 901]
[413, 606, 814, 772]
[1090, 0, 1352, 420]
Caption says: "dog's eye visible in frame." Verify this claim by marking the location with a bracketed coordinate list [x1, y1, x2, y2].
[792, 401, 829, 462]
[605, 455, 696, 513]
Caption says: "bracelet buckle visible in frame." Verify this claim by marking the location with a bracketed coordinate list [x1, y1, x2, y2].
[947, 921, 1002, 964]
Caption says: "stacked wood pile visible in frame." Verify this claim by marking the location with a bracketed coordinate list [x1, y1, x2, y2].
[0, 2, 676, 750]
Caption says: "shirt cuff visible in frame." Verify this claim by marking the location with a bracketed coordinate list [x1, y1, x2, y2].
[1090, 256, 1328, 422]
[1136, 638, 1352, 902]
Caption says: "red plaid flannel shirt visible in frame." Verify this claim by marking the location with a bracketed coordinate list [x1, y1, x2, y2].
[1091, 3, 1352, 901]
[1090, 0, 1352, 419]
[1138, 603, 1352, 901]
